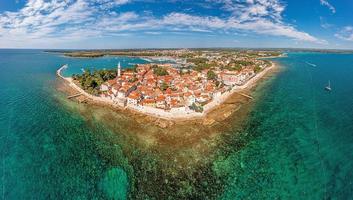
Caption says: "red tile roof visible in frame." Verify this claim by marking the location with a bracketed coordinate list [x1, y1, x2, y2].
[142, 99, 156, 105]
[128, 91, 140, 100]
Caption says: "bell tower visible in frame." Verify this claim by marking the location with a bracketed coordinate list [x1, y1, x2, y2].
[117, 62, 121, 77]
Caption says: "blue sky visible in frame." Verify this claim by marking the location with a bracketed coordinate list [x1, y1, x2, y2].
[0, 0, 352, 49]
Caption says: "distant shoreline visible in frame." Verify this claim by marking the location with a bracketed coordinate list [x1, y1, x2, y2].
[56, 60, 279, 121]
[258, 53, 288, 59]
[44, 48, 353, 56]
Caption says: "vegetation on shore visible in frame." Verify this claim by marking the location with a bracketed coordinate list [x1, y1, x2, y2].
[72, 69, 117, 95]
[50, 49, 283, 59]
[62, 51, 178, 58]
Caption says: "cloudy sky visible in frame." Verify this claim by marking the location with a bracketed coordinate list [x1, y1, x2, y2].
[0, 0, 352, 49]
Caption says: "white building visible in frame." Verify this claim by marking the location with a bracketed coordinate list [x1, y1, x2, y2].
[127, 97, 138, 105]
[212, 91, 222, 99]
[117, 90, 126, 98]
[186, 96, 196, 106]
[112, 85, 119, 95]
[100, 84, 109, 92]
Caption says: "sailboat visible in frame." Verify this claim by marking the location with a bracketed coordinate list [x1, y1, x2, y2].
[325, 80, 332, 91]
[306, 62, 317, 67]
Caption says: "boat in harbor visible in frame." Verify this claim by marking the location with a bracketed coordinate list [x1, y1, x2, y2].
[325, 80, 332, 91]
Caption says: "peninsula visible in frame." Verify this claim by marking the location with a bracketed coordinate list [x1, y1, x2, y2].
[57, 49, 282, 120]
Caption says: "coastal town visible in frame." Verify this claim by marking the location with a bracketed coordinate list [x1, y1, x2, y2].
[61, 49, 280, 118]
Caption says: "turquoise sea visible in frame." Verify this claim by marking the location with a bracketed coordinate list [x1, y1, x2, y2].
[0, 49, 353, 199]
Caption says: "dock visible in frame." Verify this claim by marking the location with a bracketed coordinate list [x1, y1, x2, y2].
[67, 93, 82, 99]
[56, 64, 68, 78]
[235, 92, 254, 100]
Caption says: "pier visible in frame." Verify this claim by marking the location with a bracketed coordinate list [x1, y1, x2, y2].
[56, 64, 68, 79]
[235, 92, 254, 100]
[56, 64, 84, 101]
[67, 93, 82, 99]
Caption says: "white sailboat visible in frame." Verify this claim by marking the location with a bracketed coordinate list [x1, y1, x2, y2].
[306, 62, 316, 67]
[325, 80, 331, 91]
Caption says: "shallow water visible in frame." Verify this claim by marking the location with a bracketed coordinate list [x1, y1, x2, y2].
[218, 52, 353, 199]
[0, 50, 353, 199]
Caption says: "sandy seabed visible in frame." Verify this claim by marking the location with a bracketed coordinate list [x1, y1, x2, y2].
[56, 62, 281, 162]
[55, 62, 282, 199]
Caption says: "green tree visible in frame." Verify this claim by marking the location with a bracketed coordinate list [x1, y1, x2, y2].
[254, 66, 262, 73]
[207, 70, 217, 80]
[72, 68, 118, 95]
[231, 64, 242, 71]
[132, 64, 138, 72]
[153, 67, 169, 76]
[129, 77, 138, 83]
[160, 82, 169, 91]
[189, 103, 203, 113]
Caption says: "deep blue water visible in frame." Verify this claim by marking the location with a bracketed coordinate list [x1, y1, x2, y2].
[0, 50, 353, 199]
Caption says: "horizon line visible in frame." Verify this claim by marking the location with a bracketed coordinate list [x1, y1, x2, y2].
[1, 47, 353, 51]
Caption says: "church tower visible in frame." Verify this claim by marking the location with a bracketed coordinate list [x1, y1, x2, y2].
[117, 62, 121, 77]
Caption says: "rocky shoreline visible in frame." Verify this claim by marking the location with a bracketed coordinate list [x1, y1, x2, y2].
[57, 62, 280, 129]
[57, 61, 278, 123]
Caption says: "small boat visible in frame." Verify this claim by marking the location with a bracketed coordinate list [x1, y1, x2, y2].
[325, 80, 332, 91]
[306, 62, 316, 67]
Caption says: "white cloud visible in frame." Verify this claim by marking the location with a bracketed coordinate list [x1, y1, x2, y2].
[320, 0, 336, 14]
[320, 16, 333, 29]
[0, 0, 325, 48]
[158, 12, 325, 44]
[335, 26, 353, 41]
[158, 0, 325, 44]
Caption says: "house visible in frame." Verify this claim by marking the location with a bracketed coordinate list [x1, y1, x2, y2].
[169, 99, 177, 107]
[212, 90, 222, 99]
[234, 69, 254, 85]
[141, 99, 156, 107]
[111, 84, 120, 95]
[117, 88, 127, 98]
[184, 92, 196, 105]
[146, 78, 156, 87]
[100, 84, 109, 92]
[221, 72, 239, 86]
[143, 90, 155, 99]
[170, 93, 181, 101]
[127, 91, 141, 106]
[196, 94, 210, 103]
[107, 79, 117, 86]
[156, 95, 166, 109]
